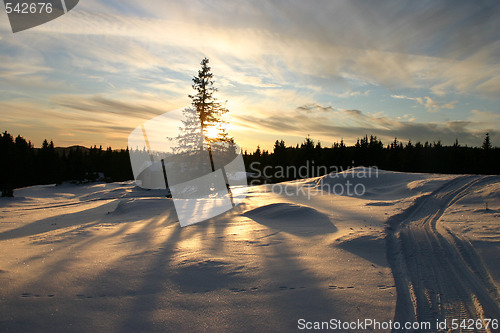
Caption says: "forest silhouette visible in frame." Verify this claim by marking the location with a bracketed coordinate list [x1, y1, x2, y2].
[1, 130, 498, 197]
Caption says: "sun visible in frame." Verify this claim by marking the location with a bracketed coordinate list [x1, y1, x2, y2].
[204, 125, 219, 140]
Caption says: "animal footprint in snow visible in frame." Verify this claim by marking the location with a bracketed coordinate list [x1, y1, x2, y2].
[229, 288, 245, 293]
[377, 285, 396, 290]
[230, 287, 258, 293]
[279, 286, 302, 291]
[329, 285, 355, 290]
[21, 293, 56, 298]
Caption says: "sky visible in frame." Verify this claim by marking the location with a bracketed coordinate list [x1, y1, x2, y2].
[1, 0, 499, 151]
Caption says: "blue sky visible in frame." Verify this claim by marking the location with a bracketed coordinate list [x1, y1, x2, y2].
[1, 0, 499, 151]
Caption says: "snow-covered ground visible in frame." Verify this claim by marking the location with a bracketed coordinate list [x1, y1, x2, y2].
[0, 169, 498, 332]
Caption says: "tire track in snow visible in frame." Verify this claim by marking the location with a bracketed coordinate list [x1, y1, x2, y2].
[386, 176, 500, 332]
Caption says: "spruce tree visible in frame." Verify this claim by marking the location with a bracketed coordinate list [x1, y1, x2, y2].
[187, 58, 234, 173]
[189, 58, 232, 147]
[482, 133, 492, 150]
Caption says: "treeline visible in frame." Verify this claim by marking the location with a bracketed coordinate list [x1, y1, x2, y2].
[244, 134, 500, 183]
[1, 130, 499, 197]
[0, 131, 133, 196]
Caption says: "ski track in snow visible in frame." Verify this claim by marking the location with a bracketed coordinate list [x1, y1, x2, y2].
[386, 176, 500, 332]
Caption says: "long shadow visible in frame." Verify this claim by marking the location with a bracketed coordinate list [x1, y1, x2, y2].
[240, 222, 353, 331]
[1, 187, 382, 331]
[115, 200, 236, 331]
[69, 198, 344, 331]
[0, 200, 119, 241]
[12, 199, 178, 294]
[0, 197, 175, 241]
[336, 234, 389, 268]
[0, 196, 32, 208]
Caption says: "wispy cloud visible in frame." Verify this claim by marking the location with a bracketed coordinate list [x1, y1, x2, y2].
[296, 104, 334, 113]
[16, 2, 500, 97]
[52, 94, 168, 119]
[391, 95, 457, 112]
[336, 90, 371, 98]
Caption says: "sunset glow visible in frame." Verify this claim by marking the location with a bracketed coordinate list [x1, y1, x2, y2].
[0, 1, 499, 151]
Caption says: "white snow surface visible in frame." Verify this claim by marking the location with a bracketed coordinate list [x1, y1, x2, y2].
[0, 168, 499, 332]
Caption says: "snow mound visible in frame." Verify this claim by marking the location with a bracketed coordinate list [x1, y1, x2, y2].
[455, 179, 500, 206]
[335, 232, 388, 267]
[244, 203, 323, 222]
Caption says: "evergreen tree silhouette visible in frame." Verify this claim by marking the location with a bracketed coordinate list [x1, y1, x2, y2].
[482, 133, 492, 150]
[188, 58, 234, 171]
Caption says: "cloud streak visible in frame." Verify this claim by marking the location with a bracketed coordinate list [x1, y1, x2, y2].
[12, 1, 500, 97]
[391, 95, 457, 112]
[236, 104, 494, 147]
[52, 94, 168, 119]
